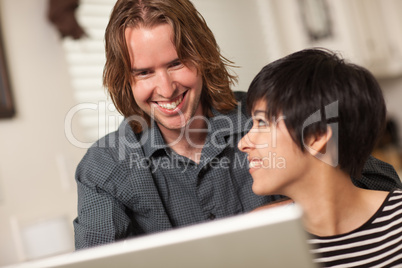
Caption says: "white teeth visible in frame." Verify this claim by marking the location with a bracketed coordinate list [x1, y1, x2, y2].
[249, 161, 262, 168]
[158, 96, 183, 110]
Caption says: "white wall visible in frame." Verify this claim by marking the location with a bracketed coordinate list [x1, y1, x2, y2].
[0, 0, 86, 265]
[195, 0, 402, 144]
[379, 77, 402, 143]
[192, 0, 271, 92]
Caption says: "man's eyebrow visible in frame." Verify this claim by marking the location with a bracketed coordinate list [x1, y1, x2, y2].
[131, 58, 181, 73]
[168, 58, 180, 64]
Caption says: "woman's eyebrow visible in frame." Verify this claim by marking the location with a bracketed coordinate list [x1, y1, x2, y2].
[252, 110, 266, 116]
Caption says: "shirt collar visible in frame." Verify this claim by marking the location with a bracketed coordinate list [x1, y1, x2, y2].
[140, 104, 250, 158]
[142, 121, 169, 158]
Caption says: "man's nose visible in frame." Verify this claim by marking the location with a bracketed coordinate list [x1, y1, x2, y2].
[155, 70, 176, 99]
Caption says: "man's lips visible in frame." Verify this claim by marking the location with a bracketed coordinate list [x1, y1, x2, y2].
[153, 91, 187, 111]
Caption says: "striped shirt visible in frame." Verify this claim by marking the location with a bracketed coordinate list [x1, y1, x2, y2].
[308, 189, 402, 268]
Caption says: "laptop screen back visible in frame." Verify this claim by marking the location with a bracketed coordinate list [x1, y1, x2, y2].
[4, 205, 317, 268]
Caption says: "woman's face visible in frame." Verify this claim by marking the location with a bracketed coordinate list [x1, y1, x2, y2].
[238, 100, 308, 196]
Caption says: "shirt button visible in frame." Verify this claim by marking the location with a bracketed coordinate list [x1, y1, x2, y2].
[208, 213, 216, 220]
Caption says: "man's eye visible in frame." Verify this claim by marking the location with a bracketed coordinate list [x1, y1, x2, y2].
[136, 71, 148, 76]
[133, 70, 151, 78]
[170, 60, 183, 68]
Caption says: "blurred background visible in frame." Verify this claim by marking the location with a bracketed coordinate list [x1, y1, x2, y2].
[1, 0, 402, 266]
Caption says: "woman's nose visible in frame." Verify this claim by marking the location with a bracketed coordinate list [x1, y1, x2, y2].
[238, 132, 255, 152]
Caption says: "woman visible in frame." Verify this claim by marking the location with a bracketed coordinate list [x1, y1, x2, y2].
[238, 48, 402, 267]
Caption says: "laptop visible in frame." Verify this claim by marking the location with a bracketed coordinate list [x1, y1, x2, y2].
[3, 204, 316, 268]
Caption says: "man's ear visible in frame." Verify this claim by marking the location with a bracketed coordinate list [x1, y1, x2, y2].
[305, 126, 333, 156]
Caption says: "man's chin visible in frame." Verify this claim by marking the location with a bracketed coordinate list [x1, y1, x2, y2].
[155, 120, 188, 132]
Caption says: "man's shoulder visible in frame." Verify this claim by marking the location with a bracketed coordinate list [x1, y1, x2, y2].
[233, 91, 248, 116]
[87, 123, 145, 162]
[357, 155, 402, 190]
[233, 90, 246, 100]
[76, 121, 149, 184]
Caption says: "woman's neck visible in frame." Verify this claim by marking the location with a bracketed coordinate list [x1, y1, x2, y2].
[289, 166, 388, 237]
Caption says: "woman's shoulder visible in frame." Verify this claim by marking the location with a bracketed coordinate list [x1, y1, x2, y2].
[381, 188, 402, 210]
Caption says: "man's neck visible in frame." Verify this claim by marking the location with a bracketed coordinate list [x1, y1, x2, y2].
[157, 114, 208, 164]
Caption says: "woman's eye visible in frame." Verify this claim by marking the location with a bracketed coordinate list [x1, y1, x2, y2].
[257, 119, 267, 127]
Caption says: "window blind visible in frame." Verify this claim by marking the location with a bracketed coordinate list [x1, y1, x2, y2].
[62, 0, 122, 146]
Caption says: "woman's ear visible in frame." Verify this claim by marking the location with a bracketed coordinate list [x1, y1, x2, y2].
[305, 126, 333, 156]
[304, 126, 338, 167]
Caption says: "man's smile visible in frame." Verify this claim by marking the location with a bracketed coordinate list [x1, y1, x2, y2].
[154, 91, 186, 110]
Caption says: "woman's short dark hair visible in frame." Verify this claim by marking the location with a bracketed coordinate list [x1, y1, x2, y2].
[247, 48, 386, 178]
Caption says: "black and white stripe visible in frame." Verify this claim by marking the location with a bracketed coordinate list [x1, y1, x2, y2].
[308, 189, 402, 268]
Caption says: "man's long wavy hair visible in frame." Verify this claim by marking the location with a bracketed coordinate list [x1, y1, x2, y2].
[103, 0, 238, 133]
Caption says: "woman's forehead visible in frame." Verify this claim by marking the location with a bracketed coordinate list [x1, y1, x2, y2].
[251, 100, 267, 115]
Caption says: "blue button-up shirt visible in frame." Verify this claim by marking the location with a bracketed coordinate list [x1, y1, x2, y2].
[73, 94, 279, 249]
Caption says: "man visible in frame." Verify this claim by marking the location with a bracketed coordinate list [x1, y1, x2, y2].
[73, 0, 401, 249]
